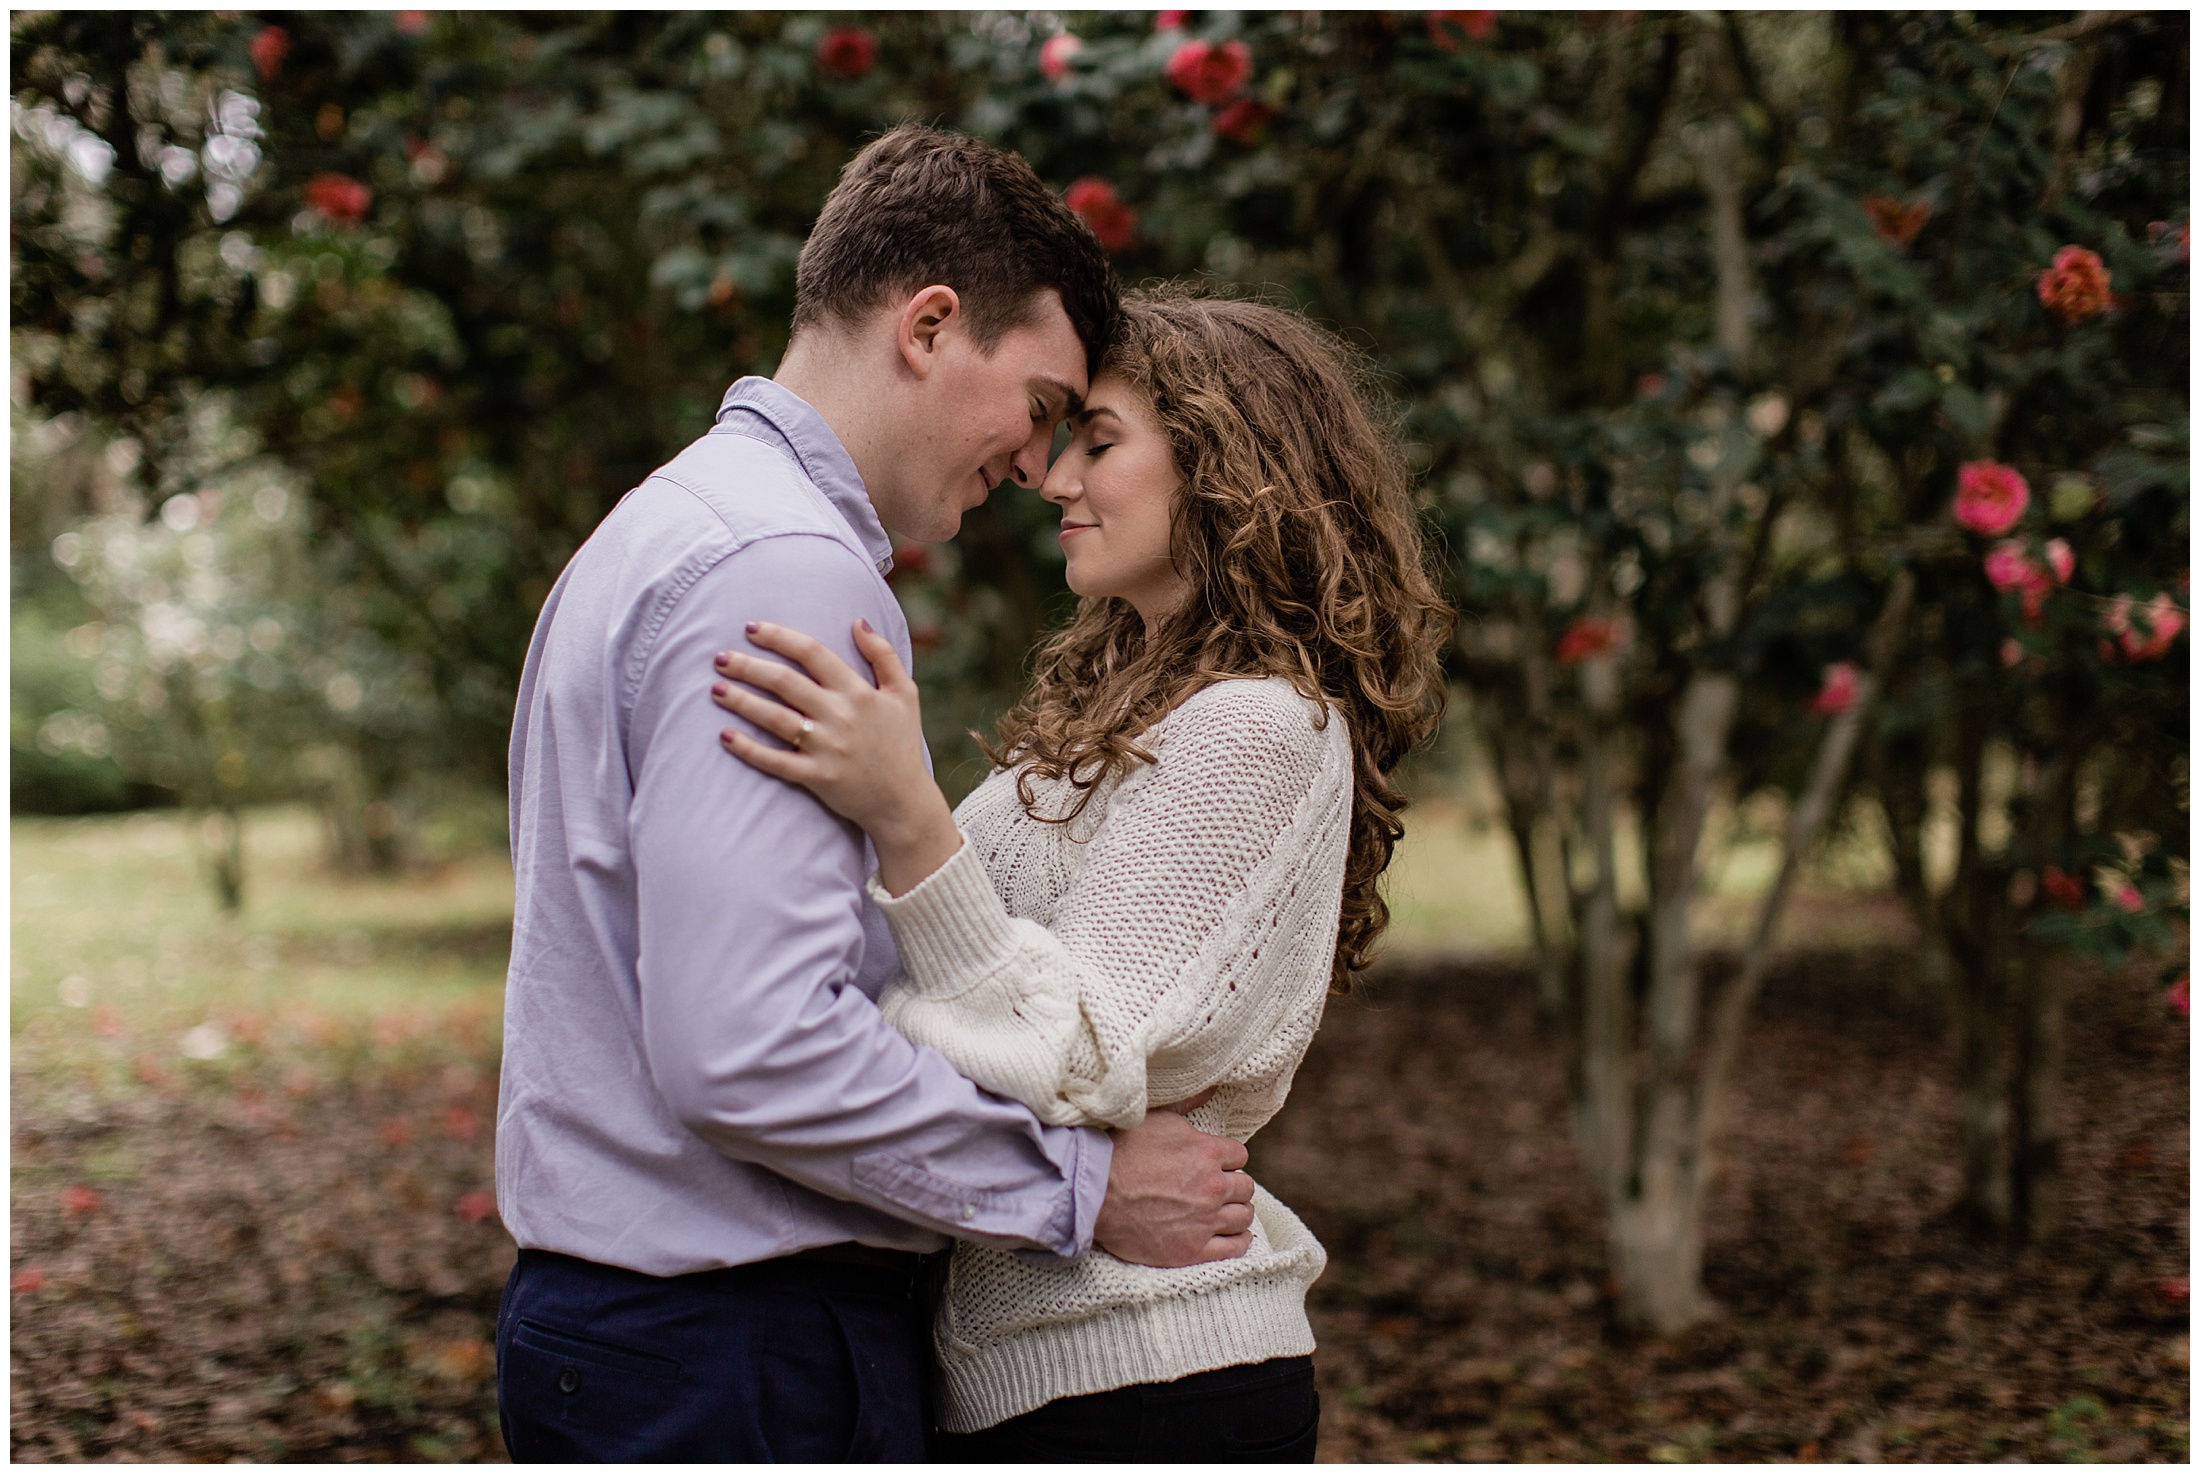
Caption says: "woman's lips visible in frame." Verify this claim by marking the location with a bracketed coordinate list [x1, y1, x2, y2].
[1058, 523, 1097, 541]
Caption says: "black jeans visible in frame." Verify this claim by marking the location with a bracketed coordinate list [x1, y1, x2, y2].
[495, 1247, 930, 1462]
[930, 1355, 1320, 1462]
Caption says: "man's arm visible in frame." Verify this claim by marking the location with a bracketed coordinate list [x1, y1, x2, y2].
[627, 531, 1115, 1253]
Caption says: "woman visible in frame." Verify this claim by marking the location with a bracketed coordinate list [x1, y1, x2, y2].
[709, 293, 1450, 1459]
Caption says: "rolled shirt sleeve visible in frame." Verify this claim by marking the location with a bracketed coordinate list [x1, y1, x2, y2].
[626, 532, 1109, 1256]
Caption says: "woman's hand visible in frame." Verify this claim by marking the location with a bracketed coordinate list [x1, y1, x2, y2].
[712, 619, 963, 896]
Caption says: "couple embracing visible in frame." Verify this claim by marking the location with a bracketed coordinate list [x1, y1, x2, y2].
[492, 124, 1449, 1463]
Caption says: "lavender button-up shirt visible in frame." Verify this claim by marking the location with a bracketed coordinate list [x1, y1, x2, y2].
[495, 377, 1110, 1276]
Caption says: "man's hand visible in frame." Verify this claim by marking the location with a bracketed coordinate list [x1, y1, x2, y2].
[1094, 1109, 1256, 1267]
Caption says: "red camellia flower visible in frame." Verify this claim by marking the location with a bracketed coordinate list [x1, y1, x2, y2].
[2168, 973, 2190, 1018]
[2041, 866, 2086, 909]
[454, 1190, 498, 1224]
[251, 26, 290, 81]
[1861, 193, 1932, 247]
[2036, 245, 2112, 324]
[1165, 39, 1252, 105]
[305, 173, 373, 224]
[1809, 662, 1860, 716]
[1952, 460, 2029, 536]
[1039, 32, 1083, 82]
[396, 11, 431, 35]
[1155, 10, 1190, 31]
[11, 1267, 46, 1295]
[59, 1185, 101, 1216]
[2000, 637, 2026, 669]
[1428, 10, 1498, 50]
[2158, 1277, 2191, 1309]
[1212, 98, 1276, 146]
[1553, 618, 1621, 666]
[815, 26, 878, 82]
[1065, 177, 1138, 255]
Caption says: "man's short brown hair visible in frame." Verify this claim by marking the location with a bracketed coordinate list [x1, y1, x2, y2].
[792, 125, 1120, 377]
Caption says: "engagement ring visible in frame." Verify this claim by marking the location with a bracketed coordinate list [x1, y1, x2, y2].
[793, 718, 814, 750]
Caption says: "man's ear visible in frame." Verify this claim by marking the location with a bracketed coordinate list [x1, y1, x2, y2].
[895, 284, 961, 380]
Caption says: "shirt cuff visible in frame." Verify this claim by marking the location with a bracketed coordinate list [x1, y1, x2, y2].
[1017, 1124, 1113, 1263]
[867, 834, 1024, 999]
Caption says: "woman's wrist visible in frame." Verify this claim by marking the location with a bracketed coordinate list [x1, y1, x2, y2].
[871, 791, 964, 898]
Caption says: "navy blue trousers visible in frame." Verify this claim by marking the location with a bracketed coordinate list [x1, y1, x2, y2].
[495, 1248, 929, 1462]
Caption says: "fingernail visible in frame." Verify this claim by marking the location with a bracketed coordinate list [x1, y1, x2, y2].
[712, 681, 729, 698]
[744, 621, 759, 635]
[714, 651, 732, 666]
[857, 618, 874, 634]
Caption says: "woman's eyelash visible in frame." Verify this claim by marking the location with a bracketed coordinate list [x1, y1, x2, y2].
[1086, 442, 1113, 457]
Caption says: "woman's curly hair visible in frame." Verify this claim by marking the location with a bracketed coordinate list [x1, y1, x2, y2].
[983, 290, 1454, 992]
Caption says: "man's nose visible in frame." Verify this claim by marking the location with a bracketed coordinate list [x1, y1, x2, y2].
[1009, 421, 1055, 488]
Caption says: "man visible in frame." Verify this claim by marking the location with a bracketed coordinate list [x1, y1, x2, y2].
[493, 126, 1257, 1462]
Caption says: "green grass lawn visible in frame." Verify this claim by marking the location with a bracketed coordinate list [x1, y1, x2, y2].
[12, 806, 515, 1106]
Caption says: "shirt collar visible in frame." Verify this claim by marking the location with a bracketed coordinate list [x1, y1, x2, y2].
[715, 376, 894, 575]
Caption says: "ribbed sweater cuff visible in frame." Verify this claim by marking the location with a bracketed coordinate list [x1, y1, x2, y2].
[869, 837, 1024, 999]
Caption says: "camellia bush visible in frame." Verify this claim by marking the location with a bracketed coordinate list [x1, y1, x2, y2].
[11, 10, 2187, 1328]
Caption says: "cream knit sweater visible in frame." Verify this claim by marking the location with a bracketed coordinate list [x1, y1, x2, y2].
[869, 675, 1351, 1433]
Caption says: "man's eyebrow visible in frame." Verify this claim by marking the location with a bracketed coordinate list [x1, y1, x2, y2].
[1036, 374, 1083, 418]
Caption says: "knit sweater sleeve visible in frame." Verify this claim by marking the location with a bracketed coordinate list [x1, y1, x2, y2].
[868, 678, 1353, 1133]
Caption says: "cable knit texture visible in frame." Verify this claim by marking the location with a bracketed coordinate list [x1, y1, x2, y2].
[869, 675, 1351, 1432]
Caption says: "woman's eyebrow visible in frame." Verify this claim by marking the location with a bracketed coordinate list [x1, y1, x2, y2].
[1072, 405, 1123, 427]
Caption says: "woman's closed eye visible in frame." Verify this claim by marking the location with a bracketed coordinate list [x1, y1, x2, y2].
[1086, 441, 1114, 458]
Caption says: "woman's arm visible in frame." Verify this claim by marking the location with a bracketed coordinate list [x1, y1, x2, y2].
[878, 680, 1352, 1133]
[713, 629, 1351, 1135]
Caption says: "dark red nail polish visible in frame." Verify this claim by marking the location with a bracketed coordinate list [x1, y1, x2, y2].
[858, 618, 874, 634]
[744, 621, 759, 635]
[712, 681, 729, 698]
[715, 651, 732, 666]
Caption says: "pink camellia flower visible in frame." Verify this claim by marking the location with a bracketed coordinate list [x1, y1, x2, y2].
[2044, 538, 2074, 585]
[1211, 97, 1276, 146]
[1064, 177, 1138, 255]
[1155, 10, 1190, 30]
[1039, 32, 1083, 81]
[305, 173, 373, 224]
[2000, 637, 2026, 669]
[251, 25, 290, 81]
[454, 1190, 498, 1224]
[1983, 541, 2032, 592]
[395, 10, 431, 35]
[1165, 38, 1252, 105]
[1953, 460, 2029, 536]
[11, 1267, 45, 1295]
[1554, 617, 1622, 666]
[1428, 10, 1499, 50]
[815, 25, 878, 81]
[2112, 883, 2146, 915]
[1809, 662, 1860, 716]
[59, 1185, 101, 1216]
[2167, 972, 2189, 1017]
[2104, 593, 2186, 662]
[2037, 245, 2112, 324]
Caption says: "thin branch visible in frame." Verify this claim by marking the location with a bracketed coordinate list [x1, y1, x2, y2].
[1694, 568, 1916, 1159]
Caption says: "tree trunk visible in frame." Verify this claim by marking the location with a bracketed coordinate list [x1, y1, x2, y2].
[196, 806, 245, 914]
[1949, 871, 2015, 1236]
[2009, 941, 2070, 1242]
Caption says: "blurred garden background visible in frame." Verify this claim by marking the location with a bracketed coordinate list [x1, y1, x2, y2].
[10, 9, 2189, 1462]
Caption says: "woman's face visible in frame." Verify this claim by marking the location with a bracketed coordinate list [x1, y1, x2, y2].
[1039, 373, 1188, 628]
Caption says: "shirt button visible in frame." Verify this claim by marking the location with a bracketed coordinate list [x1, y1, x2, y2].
[558, 1366, 580, 1395]
[962, 1205, 976, 1221]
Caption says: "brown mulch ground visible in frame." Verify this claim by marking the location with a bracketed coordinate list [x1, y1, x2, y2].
[1258, 950, 2190, 1463]
[10, 952, 2188, 1462]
